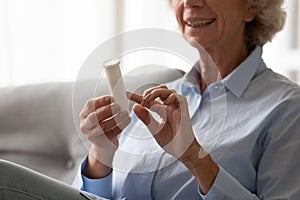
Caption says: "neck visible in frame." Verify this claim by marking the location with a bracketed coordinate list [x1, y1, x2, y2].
[198, 40, 249, 93]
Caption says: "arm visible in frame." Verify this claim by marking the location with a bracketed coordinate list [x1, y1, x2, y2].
[127, 87, 218, 194]
[200, 109, 300, 200]
[128, 87, 300, 199]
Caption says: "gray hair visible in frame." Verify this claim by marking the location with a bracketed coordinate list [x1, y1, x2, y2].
[246, 0, 286, 47]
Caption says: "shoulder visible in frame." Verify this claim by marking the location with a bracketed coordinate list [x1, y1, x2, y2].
[258, 69, 300, 131]
[248, 68, 300, 105]
[266, 69, 300, 101]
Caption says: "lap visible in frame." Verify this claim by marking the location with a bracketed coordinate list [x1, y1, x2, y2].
[0, 159, 88, 200]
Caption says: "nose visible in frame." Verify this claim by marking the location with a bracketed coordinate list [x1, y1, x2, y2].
[184, 0, 205, 8]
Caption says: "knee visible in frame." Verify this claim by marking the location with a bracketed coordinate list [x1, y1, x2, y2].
[0, 159, 17, 170]
[0, 159, 21, 184]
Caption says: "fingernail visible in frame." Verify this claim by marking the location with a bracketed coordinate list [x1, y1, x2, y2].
[126, 91, 132, 99]
[105, 96, 114, 103]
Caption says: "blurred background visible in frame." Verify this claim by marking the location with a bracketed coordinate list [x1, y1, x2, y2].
[0, 0, 299, 87]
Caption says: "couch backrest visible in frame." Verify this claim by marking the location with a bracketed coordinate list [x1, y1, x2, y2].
[0, 66, 184, 184]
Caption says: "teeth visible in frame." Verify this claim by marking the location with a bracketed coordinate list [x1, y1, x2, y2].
[187, 19, 214, 27]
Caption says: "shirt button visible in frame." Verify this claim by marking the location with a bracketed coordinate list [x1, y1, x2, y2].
[214, 85, 220, 90]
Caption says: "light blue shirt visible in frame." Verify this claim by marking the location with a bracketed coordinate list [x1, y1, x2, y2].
[73, 46, 300, 199]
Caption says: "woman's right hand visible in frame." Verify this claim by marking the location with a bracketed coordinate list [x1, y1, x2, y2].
[79, 95, 131, 178]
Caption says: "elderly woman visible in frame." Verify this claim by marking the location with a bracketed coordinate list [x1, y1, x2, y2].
[0, 0, 299, 199]
[75, 0, 300, 199]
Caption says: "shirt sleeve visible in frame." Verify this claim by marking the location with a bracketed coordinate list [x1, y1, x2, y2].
[199, 100, 300, 200]
[72, 156, 112, 199]
[198, 167, 258, 200]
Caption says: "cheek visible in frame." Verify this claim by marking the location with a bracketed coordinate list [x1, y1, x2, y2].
[216, 10, 242, 33]
[174, 5, 184, 32]
[176, 16, 184, 33]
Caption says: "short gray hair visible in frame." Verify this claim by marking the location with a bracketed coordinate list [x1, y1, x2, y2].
[246, 0, 286, 47]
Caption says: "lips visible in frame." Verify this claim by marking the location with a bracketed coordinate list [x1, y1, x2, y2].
[186, 19, 215, 28]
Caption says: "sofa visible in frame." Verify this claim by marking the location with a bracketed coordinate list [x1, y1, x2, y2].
[0, 66, 184, 184]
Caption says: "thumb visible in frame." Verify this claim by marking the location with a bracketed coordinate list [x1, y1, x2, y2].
[133, 104, 160, 135]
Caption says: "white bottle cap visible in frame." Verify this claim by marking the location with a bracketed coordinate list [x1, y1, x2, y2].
[104, 59, 129, 112]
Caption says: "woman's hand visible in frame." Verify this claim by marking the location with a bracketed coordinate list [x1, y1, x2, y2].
[128, 85, 219, 194]
[127, 85, 195, 159]
[79, 95, 131, 178]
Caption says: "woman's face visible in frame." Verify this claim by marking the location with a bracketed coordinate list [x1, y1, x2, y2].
[173, 0, 255, 50]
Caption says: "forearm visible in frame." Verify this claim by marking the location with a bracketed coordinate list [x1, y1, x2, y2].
[179, 140, 260, 199]
[179, 139, 219, 194]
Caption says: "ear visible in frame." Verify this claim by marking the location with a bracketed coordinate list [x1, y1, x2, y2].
[244, 6, 256, 22]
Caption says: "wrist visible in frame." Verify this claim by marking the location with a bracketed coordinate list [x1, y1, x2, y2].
[83, 154, 112, 179]
[82, 145, 116, 179]
[90, 144, 117, 165]
[179, 139, 207, 169]
[178, 139, 219, 194]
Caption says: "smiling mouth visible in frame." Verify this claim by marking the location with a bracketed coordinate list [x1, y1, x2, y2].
[186, 19, 215, 28]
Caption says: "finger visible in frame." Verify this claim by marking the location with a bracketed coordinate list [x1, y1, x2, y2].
[81, 112, 99, 131]
[127, 91, 161, 109]
[143, 89, 176, 105]
[164, 93, 180, 106]
[80, 96, 114, 119]
[133, 104, 161, 135]
[149, 104, 167, 120]
[81, 103, 121, 131]
[100, 111, 130, 132]
[95, 103, 121, 122]
[126, 91, 142, 104]
[143, 84, 168, 97]
[105, 115, 132, 141]
[85, 114, 131, 142]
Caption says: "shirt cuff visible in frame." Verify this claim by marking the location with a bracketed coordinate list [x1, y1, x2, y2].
[81, 156, 112, 199]
[198, 167, 255, 200]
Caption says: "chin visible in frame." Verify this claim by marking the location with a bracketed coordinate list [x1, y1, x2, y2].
[184, 35, 210, 50]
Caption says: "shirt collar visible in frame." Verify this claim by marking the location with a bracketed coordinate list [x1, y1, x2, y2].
[181, 61, 201, 95]
[222, 46, 264, 97]
[182, 46, 265, 98]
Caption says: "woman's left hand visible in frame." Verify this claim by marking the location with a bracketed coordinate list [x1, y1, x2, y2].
[127, 85, 219, 194]
[127, 85, 195, 159]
